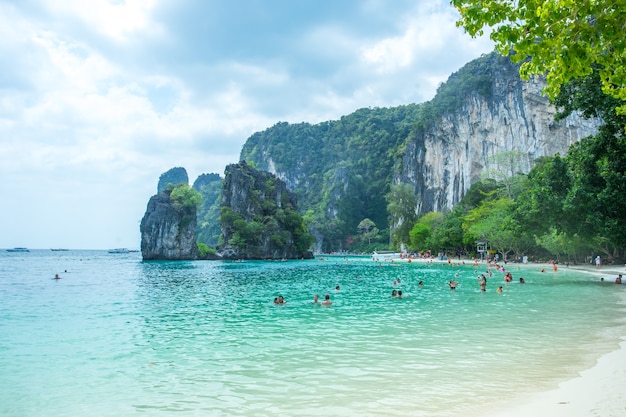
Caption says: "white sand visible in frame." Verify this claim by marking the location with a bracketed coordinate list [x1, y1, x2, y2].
[388, 257, 626, 416]
[485, 336, 626, 417]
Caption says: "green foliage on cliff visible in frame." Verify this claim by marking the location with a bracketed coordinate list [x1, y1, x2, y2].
[193, 173, 222, 248]
[239, 52, 518, 252]
[169, 184, 202, 212]
[220, 163, 314, 258]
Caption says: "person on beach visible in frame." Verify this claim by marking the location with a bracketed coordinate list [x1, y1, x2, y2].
[595, 255, 601, 268]
[321, 294, 332, 305]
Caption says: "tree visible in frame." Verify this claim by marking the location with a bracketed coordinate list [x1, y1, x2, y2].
[386, 183, 418, 248]
[357, 218, 379, 245]
[453, 0, 626, 114]
[169, 184, 202, 212]
[481, 151, 530, 198]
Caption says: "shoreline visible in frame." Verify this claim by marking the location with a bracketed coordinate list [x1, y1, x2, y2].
[393, 256, 626, 417]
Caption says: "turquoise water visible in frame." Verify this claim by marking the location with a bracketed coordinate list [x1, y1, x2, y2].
[1, 251, 624, 417]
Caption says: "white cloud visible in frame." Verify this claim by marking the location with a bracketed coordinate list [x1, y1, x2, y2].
[44, 0, 158, 41]
[0, 1, 495, 249]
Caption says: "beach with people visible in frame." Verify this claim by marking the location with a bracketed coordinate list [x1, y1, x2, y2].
[377, 254, 626, 417]
[2, 250, 625, 416]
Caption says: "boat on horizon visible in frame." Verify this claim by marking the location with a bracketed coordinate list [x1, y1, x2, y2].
[50, 248, 69, 251]
[108, 248, 130, 254]
[6, 247, 30, 252]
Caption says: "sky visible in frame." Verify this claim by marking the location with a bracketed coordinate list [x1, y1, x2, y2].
[0, 0, 493, 250]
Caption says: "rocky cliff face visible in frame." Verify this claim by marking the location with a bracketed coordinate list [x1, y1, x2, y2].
[157, 167, 189, 193]
[220, 161, 313, 259]
[140, 190, 199, 260]
[397, 67, 599, 214]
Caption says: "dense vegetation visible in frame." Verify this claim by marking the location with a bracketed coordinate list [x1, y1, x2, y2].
[193, 173, 222, 247]
[219, 163, 314, 259]
[239, 53, 519, 252]
[405, 70, 626, 264]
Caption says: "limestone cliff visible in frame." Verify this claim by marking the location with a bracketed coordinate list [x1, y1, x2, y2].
[140, 189, 199, 260]
[239, 53, 601, 251]
[396, 54, 599, 214]
[219, 161, 314, 259]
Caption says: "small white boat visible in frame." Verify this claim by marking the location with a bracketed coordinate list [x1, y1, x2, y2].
[108, 248, 130, 254]
[371, 250, 400, 261]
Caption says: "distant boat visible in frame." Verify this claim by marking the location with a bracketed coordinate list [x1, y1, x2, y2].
[6, 247, 29, 252]
[108, 248, 130, 254]
[50, 248, 69, 251]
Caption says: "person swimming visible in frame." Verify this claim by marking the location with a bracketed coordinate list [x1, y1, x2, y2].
[391, 289, 398, 297]
[321, 294, 332, 305]
[313, 294, 319, 303]
[448, 280, 457, 289]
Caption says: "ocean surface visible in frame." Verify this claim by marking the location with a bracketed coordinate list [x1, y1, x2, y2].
[1, 250, 624, 417]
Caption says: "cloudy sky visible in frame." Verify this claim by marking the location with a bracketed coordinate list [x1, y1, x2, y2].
[0, 0, 493, 250]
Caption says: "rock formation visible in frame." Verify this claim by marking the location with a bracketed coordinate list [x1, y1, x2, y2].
[395, 55, 599, 213]
[157, 167, 189, 193]
[219, 161, 314, 259]
[140, 188, 199, 260]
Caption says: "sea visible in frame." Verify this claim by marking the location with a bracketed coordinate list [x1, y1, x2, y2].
[1, 250, 624, 417]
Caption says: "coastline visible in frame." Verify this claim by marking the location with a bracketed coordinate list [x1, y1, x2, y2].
[391, 256, 626, 417]
[486, 262, 626, 417]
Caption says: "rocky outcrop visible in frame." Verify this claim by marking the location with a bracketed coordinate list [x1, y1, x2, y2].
[140, 189, 199, 260]
[219, 161, 314, 259]
[157, 167, 189, 193]
[396, 58, 599, 214]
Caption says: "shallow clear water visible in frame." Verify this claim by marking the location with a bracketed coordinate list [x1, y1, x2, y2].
[0, 251, 624, 416]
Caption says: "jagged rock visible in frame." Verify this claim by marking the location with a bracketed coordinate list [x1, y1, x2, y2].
[157, 167, 189, 193]
[396, 59, 599, 213]
[219, 161, 314, 260]
[140, 190, 199, 260]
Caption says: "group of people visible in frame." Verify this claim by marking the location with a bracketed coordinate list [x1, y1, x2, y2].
[602, 274, 623, 284]
[391, 289, 404, 297]
[312, 294, 333, 305]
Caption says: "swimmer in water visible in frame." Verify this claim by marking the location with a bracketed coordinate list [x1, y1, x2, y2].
[54, 274, 61, 279]
[321, 294, 332, 306]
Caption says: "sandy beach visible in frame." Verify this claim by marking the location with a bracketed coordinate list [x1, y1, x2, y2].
[392, 257, 626, 417]
[486, 263, 626, 417]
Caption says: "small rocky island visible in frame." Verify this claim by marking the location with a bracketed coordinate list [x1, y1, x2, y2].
[140, 163, 314, 260]
[219, 161, 314, 260]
